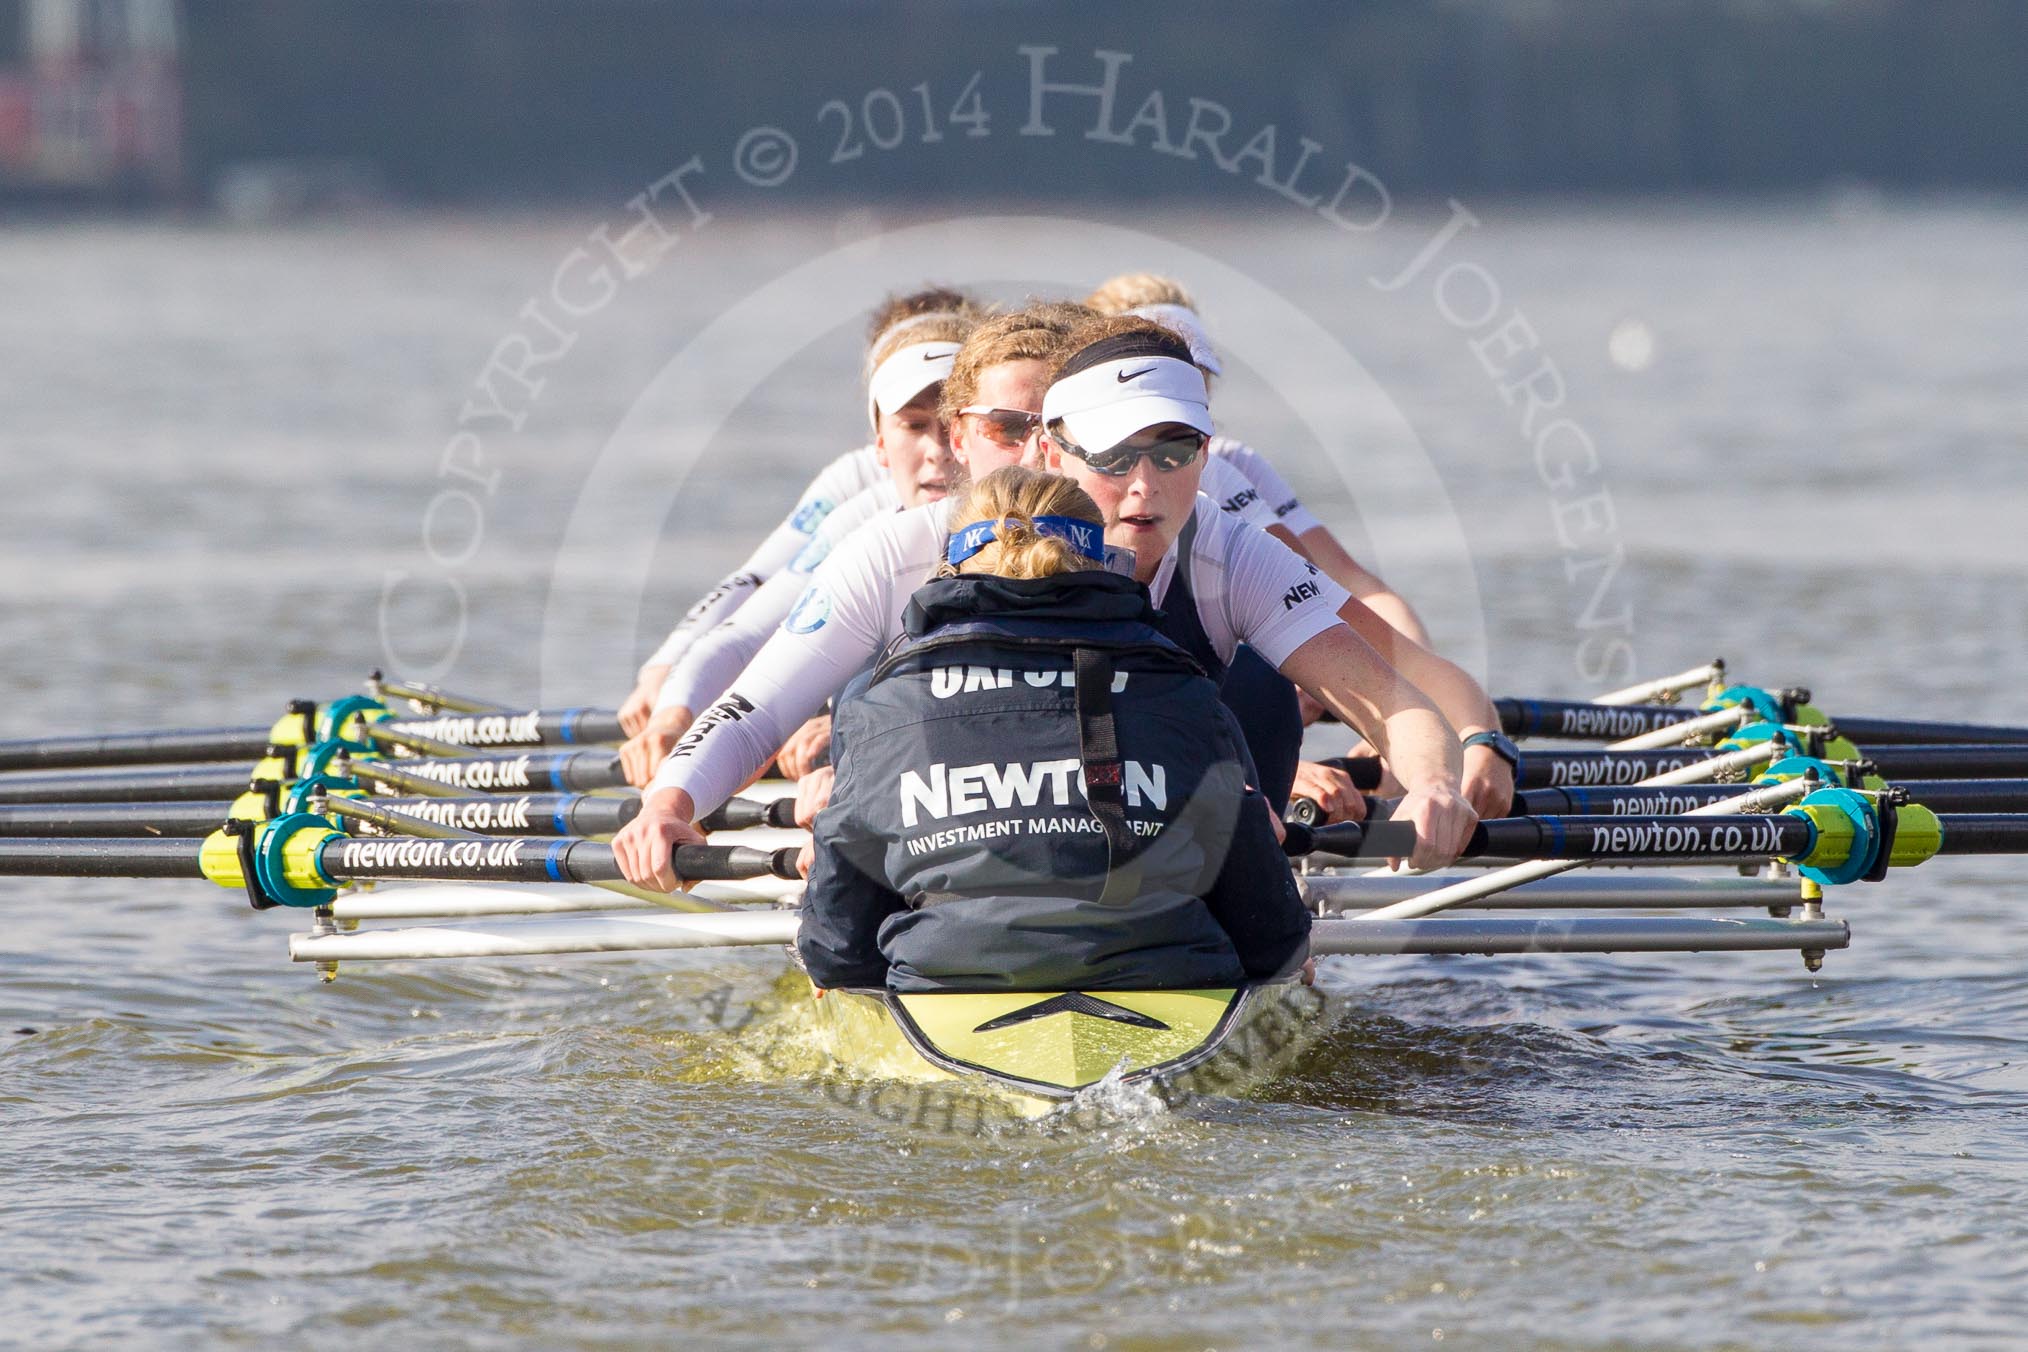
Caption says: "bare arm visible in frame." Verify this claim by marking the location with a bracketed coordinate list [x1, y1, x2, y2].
[1329, 596, 1515, 817]
[1270, 525, 1433, 647]
[1278, 625, 1461, 797]
[1277, 625, 1476, 870]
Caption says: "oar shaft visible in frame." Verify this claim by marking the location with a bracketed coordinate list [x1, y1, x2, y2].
[314, 836, 795, 885]
[0, 727, 276, 774]
[379, 708, 626, 749]
[1499, 698, 1703, 741]
[0, 834, 796, 885]
[1829, 716, 2028, 747]
[1512, 785, 1763, 815]
[360, 794, 640, 836]
[1302, 813, 1814, 864]
[1936, 815, 2028, 854]
[378, 750, 625, 794]
[0, 764, 261, 805]
[0, 708, 629, 776]
[0, 801, 241, 837]
[1894, 779, 2028, 812]
[1867, 746, 2028, 778]
[1499, 699, 2028, 749]
[0, 837, 206, 878]
[0, 794, 636, 839]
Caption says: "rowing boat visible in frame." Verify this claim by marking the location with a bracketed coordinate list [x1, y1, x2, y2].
[5, 661, 2028, 1118]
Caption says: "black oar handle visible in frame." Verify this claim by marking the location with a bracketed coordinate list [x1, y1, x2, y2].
[1282, 818, 1419, 858]
[1312, 757, 1385, 790]
[697, 796, 800, 832]
[670, 844, 802, 881]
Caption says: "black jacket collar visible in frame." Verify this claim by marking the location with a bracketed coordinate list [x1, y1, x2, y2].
[902, 570, 1154, 637]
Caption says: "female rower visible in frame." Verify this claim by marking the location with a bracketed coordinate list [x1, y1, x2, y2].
[622, 301, 1306, 793]
[795, 466, 1311, 993]
[611, 317, 1485, 889]
[616, 304, 976, 785]
[1085, 271, 1436, 647]
[617, 285, 982, 735]
[1088, 274, 1517, 822]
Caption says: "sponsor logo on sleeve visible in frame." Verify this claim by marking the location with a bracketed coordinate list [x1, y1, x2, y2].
[789, 497, 835, 534]
[1274, 497, 1302, 519]
[1281, 579, 1322, 610]
[671, 691, 756, 758]
[784, 584, 832, 634]
[790, 533, 834, 574]
[1219, 487, 1260, 515]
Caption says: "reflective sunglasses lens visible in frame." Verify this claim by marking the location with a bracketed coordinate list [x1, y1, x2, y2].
[1078, 435, 1203, 475]
[976, 410, 1039, 445]
[1145, 435, 1204, 470]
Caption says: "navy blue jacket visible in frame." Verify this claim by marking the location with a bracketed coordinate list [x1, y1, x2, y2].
[796, 570, 1311, 993]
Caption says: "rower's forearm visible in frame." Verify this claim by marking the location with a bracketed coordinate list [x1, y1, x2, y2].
[657, 629, 757, 715]
[642, 785, 697, 823]
[1377, 704, 1465, 795]
[1400, 649, 1498, 739]
[1335, 597, 1494, 738]
[1302, 529, 1433, 646]
[1355, 591, 1432, 648]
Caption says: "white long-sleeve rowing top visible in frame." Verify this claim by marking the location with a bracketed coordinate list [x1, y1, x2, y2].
[638, 446, 885, 673]
[648, 489, 1350, 816]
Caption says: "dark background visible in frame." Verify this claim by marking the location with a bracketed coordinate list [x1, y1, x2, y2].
[177, 0, 2028, 203]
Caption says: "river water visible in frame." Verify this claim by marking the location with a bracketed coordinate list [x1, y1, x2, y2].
[3, 199, 2027, 1349]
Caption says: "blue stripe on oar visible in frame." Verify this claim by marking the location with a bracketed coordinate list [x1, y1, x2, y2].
[1547, 815, 1566, 857]
[544, 839, 569, 882]
[552, 802, 571, 835]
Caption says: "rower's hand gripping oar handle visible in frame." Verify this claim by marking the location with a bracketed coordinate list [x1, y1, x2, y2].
[1281, 818, 1421, 859]
[1285, 757, 1386, 827]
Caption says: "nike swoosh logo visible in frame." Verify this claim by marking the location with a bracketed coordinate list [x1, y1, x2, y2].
[1117, 365, 1157, 383]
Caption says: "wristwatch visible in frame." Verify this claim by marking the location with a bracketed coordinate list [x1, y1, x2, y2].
[1461, 729, 1521, 772]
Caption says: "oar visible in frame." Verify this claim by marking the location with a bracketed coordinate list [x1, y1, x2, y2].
[1350, 777, 1812, 920]
[322, 749, 625, 795]
[1348, 787, 2016, 925]
[1499, 697, 2028, 747]
[1485, 778, 2028, 817]
[1305, 742, 1769, 793]
[0, 706, 628, 774]
[1318, 743, 2028, 791]
[0, 764, 275, 805]
[0, 834, 799, 889]
[0, 749, 627, 805]
[1290, 808, 2028, 872]
[0, 792, 643, 839]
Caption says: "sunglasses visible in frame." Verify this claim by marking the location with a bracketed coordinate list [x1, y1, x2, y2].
[958, 406, 1044, 448]
[1046, 421, 1207, 477]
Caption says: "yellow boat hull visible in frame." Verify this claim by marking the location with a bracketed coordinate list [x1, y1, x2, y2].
[809, 981, 1321, 1113]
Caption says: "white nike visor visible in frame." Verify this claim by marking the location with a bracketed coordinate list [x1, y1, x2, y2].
[1042, 355, 1212, 454]
[866, 340, 960, 432]
[1127, 302, 1223, 375]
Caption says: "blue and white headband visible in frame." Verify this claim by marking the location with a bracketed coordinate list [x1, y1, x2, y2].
[945, 515, 1107, 567]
